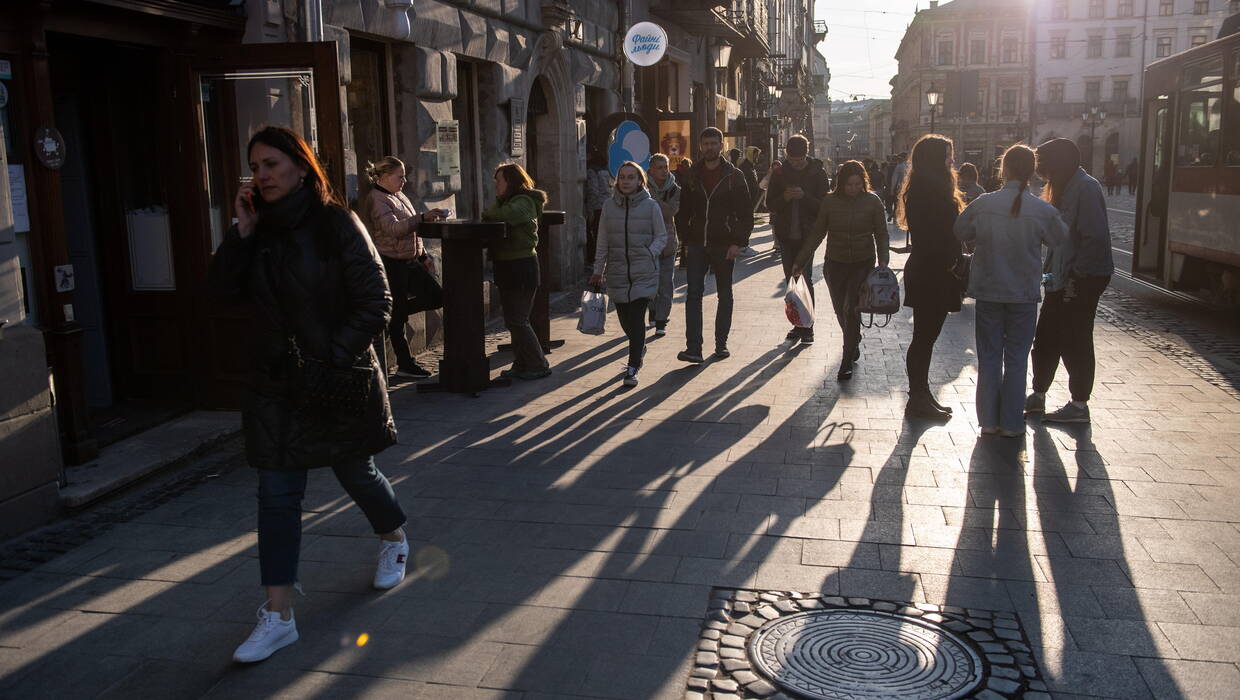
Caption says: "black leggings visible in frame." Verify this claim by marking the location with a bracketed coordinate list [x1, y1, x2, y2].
[615, 298, 650, 368]
[905, 307, 948, 395]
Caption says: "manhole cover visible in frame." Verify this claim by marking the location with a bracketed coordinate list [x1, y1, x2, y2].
[748, 609, 983, 700]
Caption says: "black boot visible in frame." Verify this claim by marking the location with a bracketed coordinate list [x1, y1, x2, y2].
[837, 359, 854, 381]
[905, 391, 951, 421]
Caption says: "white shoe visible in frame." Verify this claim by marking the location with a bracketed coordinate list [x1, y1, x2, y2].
[233, 604, 298, 663]
[373, 534, 409, 589]
[623, 366, 639, 387]
[654, 326, 667, 337]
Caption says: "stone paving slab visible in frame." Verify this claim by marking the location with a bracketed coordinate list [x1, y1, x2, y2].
[0, 220, 1239, 698]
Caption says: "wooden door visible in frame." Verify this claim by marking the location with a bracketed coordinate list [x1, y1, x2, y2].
[176, 42, 344, 408]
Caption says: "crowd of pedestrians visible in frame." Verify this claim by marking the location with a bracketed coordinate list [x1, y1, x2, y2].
[207, 121, 1113, 665]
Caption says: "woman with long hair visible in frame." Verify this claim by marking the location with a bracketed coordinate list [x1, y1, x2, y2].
[589, 161, 668, 387]
[1026, 138, 1114, 423]
[954, 145, 1067, 437]
[898, 135, 966, 419]
[363, 156, 444, 378]
[483, 162, 551, 380]
[792, 160, 889, 380]
[209, 126, 409, 663]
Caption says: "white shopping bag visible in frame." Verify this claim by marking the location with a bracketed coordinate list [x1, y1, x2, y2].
[784, 275, 815, 328]
[578, 288, 608, 335]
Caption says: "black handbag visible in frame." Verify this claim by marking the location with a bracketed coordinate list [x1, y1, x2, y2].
[286, 335, 373, 420]
[404, 255, 444, 313]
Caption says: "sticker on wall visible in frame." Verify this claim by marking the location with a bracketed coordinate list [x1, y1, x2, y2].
[623, 22, 667, 67]
[608, 120, 651, 178]
[54, 264, 75, 293]
[35, 127, 66, 170]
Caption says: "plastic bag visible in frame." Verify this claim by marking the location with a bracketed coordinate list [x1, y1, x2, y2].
[784, 275, 815, 328]
[577, 288, 608, 335]
[857, 266, 901, 328]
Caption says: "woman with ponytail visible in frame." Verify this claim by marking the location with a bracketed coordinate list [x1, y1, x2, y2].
[899, 135, 966, 420]
[954, 145, 1068, 438]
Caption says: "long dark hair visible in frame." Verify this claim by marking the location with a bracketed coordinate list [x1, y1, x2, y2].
[1001, 145, 1037, 216]
[494, 162, 547, 202]
[832, 160, 870, 196]
[1035, 138, 1081, 209]
[897, 134, 965, 229]
[247, 126, 341, 207]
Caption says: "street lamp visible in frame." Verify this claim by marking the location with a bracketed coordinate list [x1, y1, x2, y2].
[1081, 106, 1107, 173]
[711, 39, 733, 70]
[926, 83, 943, 134]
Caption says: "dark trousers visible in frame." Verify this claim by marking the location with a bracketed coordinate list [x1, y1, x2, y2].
[379, 256, 418, 371]
[824, 258, 872, 356]
[585, 210, 602, 269]
[905, 307, 948, 395]
[615, 298, 650, 367]
[257, 457, 406, 586]
[498, 285, 548, 372]
[1031, 275, 1110, 402]
[778, 236, 815, 305]
[684, 245, 735, 354]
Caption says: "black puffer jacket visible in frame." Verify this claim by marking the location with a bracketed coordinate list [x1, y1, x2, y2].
[675, 159, 754, 248]
[208, 187, 397, 471]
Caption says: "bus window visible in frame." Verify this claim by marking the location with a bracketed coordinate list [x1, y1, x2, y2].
[1177, 55, 1224, 167]
[1227, 50, 1240, 167]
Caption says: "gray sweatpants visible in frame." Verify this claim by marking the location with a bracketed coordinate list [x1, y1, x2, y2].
[651, 254, 676, 325]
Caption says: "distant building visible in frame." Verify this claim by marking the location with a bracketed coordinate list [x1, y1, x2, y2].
[867, 101, 893, 162]
[830, 99, 882, 161]
[810, 47, 833, 162]
[891, 0, 1034, 172]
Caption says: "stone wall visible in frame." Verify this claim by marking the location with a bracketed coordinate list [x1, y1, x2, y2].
[0, 326, 62, 539]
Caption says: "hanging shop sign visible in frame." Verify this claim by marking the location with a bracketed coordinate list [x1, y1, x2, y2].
[436, 120, 460, 176]
[608, 119, 651, 177]
[509, 98, 526, 157]
[34, 127, 66, 170]
[623, 22, 667, 67]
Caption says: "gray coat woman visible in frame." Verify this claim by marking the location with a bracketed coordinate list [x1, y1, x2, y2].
[590, 162, 667, 387]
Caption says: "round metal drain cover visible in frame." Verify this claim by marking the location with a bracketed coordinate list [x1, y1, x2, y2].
[748, 609, 983, 700]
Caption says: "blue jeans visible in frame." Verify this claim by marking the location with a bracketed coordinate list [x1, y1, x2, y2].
[684, 244, 735, 353]
[257, 457, 406, 586]
[974, 301, 1038, 432]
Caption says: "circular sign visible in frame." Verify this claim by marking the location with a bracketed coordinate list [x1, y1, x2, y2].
[35, 127, 66, 170]
[623, 22, 667, 67]
[0, 82, 8, 109]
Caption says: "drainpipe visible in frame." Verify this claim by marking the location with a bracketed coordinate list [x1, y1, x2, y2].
[618, 0, 633, 111]
[306, 0, 323, 41]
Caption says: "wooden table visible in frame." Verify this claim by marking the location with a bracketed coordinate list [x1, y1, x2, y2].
[416, 219, 507, 396]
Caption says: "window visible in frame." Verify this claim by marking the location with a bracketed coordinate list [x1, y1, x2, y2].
[1088, 34, 1104, 58]
[1002, 37, 1019, 63]
[1089, 0, 1105, 18]
[1194, 0, 1208, 14]
[1177, 56, 1225, 166]
[1116, 33, 1133, 57]
[1051, 36, 1067, 59]
[1052, 0, 1069, 18]
[1192, 34, 1209, 47]
[1049, 81, 1066, 103]
[970, 39, 986, 64]
[1227, 50, 1240, 165]
[938, 40, 954, 65]
[1113, 79, 1129, 101]
[1086, 80, 1102, 103]
[1157, 36, 1173, 57]
[1001, 89, 1017, 115]
[1118, 0, 1133, 16]
[1160, 0, 1173, 16]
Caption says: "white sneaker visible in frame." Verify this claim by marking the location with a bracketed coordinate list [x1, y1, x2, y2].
[623, 366, 639, 387]
[233, 604, 298, 663]
[373, 534, 409, 589]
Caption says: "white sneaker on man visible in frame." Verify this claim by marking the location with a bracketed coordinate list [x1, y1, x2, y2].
[233, 604, 298, 663]
[373, 534, 409, 589]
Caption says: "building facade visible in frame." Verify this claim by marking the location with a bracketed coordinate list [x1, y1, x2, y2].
[891, 0, 1034, 173]
[830, 98, 881, 162]
[866, 100, 893, 162]
[766, 1, 827, 157]
[810, 47, 833, 162]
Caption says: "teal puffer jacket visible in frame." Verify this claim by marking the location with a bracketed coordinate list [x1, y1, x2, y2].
[592, 188, 668, 303]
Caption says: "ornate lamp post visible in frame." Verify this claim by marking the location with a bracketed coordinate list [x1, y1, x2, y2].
[926, 83, 944, 134]
[1081, 106, 1107, 173]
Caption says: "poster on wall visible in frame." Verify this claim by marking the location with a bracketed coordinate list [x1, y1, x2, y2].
[657, 117, 693, 173]
[436, 120, 460, 176]
[607, 120, 650, 177]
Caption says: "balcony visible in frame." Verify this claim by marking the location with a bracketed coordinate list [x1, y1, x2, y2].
[651, 1, 769, 58]
[812, 20, 828, 42]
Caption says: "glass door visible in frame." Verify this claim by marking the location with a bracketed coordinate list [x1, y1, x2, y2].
[179, 42, 343, 408]
[1135, 96, 1170, 278]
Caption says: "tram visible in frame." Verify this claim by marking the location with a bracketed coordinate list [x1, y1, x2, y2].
[1133, 28, 1240, 306]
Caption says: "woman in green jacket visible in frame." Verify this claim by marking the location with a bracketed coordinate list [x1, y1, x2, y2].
[483, 163, 550, 380]
[792, 160, 890, 380]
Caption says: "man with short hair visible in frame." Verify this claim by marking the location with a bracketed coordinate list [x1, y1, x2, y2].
[766, 134, 830, 344]
[675, 127, 754, 362]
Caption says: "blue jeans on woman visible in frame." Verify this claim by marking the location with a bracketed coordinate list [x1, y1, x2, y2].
[258, 457, 406, 586]
[974, 301, 1038, 432]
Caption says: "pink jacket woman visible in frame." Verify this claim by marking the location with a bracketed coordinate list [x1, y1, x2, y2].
[366, 186, 422, 260]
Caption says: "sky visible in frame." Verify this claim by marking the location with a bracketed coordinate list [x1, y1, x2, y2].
[814, 1, 924, 102]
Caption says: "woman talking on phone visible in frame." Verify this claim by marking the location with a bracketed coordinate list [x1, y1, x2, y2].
[209, 126, 413, 663]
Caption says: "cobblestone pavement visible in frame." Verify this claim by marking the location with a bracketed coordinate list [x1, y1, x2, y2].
[3, 221, 1240, 699]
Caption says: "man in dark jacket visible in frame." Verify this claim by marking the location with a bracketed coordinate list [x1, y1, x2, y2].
[675, 126, 754, 363]
[766, 134, 830, 343]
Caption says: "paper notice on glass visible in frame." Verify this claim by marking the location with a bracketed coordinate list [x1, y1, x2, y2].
[436, 120, 460, 176]
[8, 165, 29, 233]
